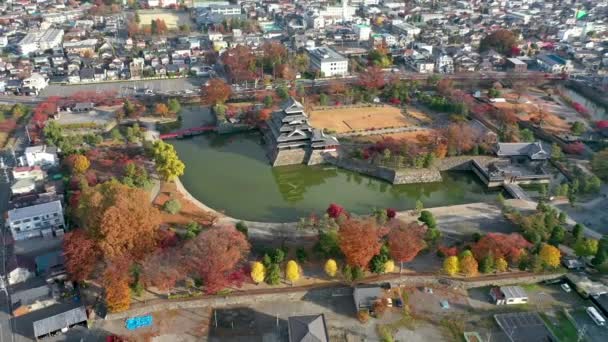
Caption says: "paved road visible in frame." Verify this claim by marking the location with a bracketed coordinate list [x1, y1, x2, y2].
[40, 78, 205, 97]
[0, 151, 15, 342]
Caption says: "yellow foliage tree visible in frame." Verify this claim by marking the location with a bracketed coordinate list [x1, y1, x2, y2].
[73, 155, 90, 174]
[250, 261, 265, 284]
[285, 260, 300, 285]
[443, 256, 459, 276]
[384, 260, 395, 273]
[324, 259, 338, 277]
[539, 244, 561, 269]
[460, 255, 479, 277]
[495, 257, 508, 272]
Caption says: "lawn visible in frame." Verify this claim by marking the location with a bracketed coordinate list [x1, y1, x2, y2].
[540, 311, 582, 342]
[309, 105, 411, 133]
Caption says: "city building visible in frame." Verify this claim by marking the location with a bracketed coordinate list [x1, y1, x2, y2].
[13, 166, 46, 181]
[306, 46, 348, 77]
[18, 28, 64, 56]
[24, 145, 58, 168]
[33, 306, 88, 340]
[288, 314, 329, 342]
[537, 54, 573, 74]
[506, 57, 527, 72]
[353, 24, 371, 41]
[6, 200, 65, 240]
[209, 4, 242, 15]
[264, 98, 339, 166]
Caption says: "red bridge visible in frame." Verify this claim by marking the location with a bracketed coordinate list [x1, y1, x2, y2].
[159, 125, 216, 140]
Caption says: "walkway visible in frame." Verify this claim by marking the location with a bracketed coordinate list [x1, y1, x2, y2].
[504, 184, 531, 201]
[337, 126, 431, 138]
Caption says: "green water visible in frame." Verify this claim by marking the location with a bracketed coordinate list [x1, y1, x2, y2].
[169, 107, 501, 222]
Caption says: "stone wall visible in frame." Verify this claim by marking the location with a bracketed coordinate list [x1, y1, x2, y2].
[325, 156, 397, 183]
[272, 148, 308, 166]
[393, 168, 442, 184]
[307, 150, 338, 165]
[436, 155, 498, 171]
[216, 122, 253, 134]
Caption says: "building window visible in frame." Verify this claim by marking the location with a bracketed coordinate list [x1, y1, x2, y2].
[33, 217, 40, 221]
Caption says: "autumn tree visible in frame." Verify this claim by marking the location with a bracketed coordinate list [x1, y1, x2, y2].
[184, 225, 250, 294]
[471, 233, 531, 263]
[327, 203, 345, 219]
[65, 154, 91, 174]
[221, 45, 257, 83]
[324, 259, 338, 277]
[261, 41, 288, 71]
[76, 181, 161, 260]
[460, 255, 479, 277]
[251, 261, 265, 284]
[155, 103, 170, 117]
[495, 257, 508, 272]
[442, 123, 477, 155]
[387, 221, 426, 272]
[358, 66, 385, 91]
[538, 244, 561, 269]
[63, 229, 99, 282]
[103, 258, 132, 312]
[201, 78, 232, 105]
[338, 218, 383, 269]
[443, 256, 459, 276]
[285, 260, 300, 285]
[151, 140, 185, 181]
[141, 249, 184, 292]
[479, 29, 518, 54]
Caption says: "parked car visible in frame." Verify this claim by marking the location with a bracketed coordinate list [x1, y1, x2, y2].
[561, 283, 572, 293]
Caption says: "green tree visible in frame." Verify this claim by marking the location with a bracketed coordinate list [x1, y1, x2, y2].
[415, 200, 424, 214]
[575, 238, 599, 258]
[319, 93, 329, 106]
[167, 99, 181, 113]
[592, 235, 608, 266]
[418, 210, 437, 229]
[43, 121, 63, 146]
[111, 128, 123, 142]
[570, 121, 586, 135]
[276, 85, 289, 100]
[151, 140, 185, 181]
[592, 149, 608, 181]
[548, 226, 565, 246]
[572, 224, 584, 242]
[519, 128, 535, 142]
[266, 263, 281, 285]
[550, 143, 563, 160]
[264, 95, 273, 108]
[479, 253, 495, 273]
[163, 199, 181, 214]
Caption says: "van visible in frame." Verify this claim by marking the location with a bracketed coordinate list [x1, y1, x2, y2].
[586, 306, 606, 326]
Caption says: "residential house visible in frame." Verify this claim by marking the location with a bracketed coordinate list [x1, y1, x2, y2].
[22, 73, 48, 93]
[537, 54, 573, 74]
[12, 166, 46, 181]
[353, 285, 382, 310]
[6, 200, 65, 240]
[12, 284, 58, 316]
[288, 314, 329, 342]
[24, 145, 58, 168]
[33, 306, 88, 340]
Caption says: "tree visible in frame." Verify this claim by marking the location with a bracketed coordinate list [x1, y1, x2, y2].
[63, 229, 99, 282]
[327, 203, 345, 219]
[384, 260, 395, 273]
[167, 98, 181, 113]
[276, 85, 289, 100]
[264, 95, 273, 108]
[315, 229, 341, 258]
[549, 226, 565, 246]
[479, 254, 495, 274]
[324, 259, 338, 277]
[571, 121, 586, 135]
[442, 123, 476, 155]
[151, 140, 185, 181]
[460, 255, 479, 276]
[358, 66, 385, 90]
[574, 238, 599, 258]
[479, 29, 518, 54]
[338, 218, 383, 269]
[155, 103, 170, 117]
[471, 233, 531, 263]
[538, 244, 561, 269]
[319, 93, 329, 106]
[266, 263, 281, 285]
[221, 45, 257, 83]
[68, 154, 90, 174]
[495, 257, 508, 272]
[285, 260, 300, 285]
[250, 261, 265, 284]
[443, 256, 459, 276]
[103, 258, 132, 312]
[415, 200, 424, 214]
[572, 224, 584, 242]
[76, 181, 161, 260]
[418, 210, 437, 229]
[184, 226, 250, 294]
[519, 128, 535, 142]
[141, 250, 184, 291]
[163, 198, 181, 214]
[592, 149, 608, 181]
[201, 78, 232, 105]
[550, 143, 563, 160]
[387, 221, 426, 271]
[593, 235, 608, 266]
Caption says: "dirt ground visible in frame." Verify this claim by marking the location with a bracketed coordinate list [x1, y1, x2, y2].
[354, 129, 434, 143]
[154, 182, 217, 227]
[137, 10, 193, 30]
[309, 106, 411, 133]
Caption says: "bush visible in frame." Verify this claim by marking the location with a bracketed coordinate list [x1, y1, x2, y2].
[266, 263, 281, 285]
[357, 310, 370, 323]
[235, 221, 248, 236]
[163, 199, 181, 214]
[296, 247, 308, 263]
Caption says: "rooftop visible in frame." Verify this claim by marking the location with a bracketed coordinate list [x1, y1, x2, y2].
[33, 306, 87, 338]
[307, 46, 347, 63]
[288, 314, 329, 342]
[7, 200, 62, 222]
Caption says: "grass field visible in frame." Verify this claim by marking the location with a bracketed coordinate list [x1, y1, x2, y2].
[137, 9, 192, 30]
[540, 311, 580, 342]
[309, 106, 410, 133]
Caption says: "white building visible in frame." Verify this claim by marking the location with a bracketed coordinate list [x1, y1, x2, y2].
[11, 178, 36, 195]
[490, 286, 529, 305]
[18, 28, 64, 56]
[354, 24, 371, 41]
[6, 200, 65, 240]
[24, 145, 58, 168]
[435, 54, 454, 74]
[537, 54, 573, 74]
[22, 73, 48, 93]
[307, 47, 349, 77]
[209, 4, 241, 15]
[392, 22, 421, 39]
[13, 166, 46, 181]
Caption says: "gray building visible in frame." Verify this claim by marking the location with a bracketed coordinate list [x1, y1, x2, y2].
[6, 200, 65, 240]
[287, 314, 329, 342]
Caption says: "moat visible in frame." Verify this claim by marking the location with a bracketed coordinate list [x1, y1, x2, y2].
[168, 107, 502, 222]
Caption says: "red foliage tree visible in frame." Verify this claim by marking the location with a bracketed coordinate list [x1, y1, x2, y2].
[184, 226, 250, 294]
[63, 229, 99, 282]
[358, 66, 385, 90]
[327, 203, 345, 219]
[338, 218, 383, 269]
[471, 233, 531, 263]
[386, 208, 396, 219]
[442, 123, 477, 155]
[596, 121, 608, 130]
[564, 142, 585, 155]
[221, 45, 257, 83]
[102, 258, 132, 312]
[156, 229, 178, 249]
[141, 249, 184, 292]
[387, 221, 426, 269]
[438, 245, 458, 257]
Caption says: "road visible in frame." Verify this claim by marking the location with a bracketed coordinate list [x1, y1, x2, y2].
[0, 150, 15, 342]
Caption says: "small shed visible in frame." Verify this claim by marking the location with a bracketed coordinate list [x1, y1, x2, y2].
[353, 285, 382, 310]
[33, 306, 87, 340]
[490, 286, 528, 305]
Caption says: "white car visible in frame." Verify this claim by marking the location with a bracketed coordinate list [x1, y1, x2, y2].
[561, 283, 572, 293]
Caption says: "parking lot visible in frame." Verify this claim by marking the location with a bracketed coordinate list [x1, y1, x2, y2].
[569, 308, 608, 342]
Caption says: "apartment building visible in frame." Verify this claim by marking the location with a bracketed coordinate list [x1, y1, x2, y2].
[6, 200, 65, 240]
[307, 47, 349, 77]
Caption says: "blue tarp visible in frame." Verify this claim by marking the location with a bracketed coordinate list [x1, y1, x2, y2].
[125, 315, 153, 330]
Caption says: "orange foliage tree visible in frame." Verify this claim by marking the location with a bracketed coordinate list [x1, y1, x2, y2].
[155, 103, 170, 117]
[221, 45, 257, 83]
[471, 233, 531, 264]
[338, 218, 383, 269]
[141, 249, 184, 292]
[442, 123, 477, 155]
[201, 78, 232, 105]
[358, 66, 385, 90]
[387, 221, 426, 271]
[184, 225, 250, 294]
[103, 258, 132, 312]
